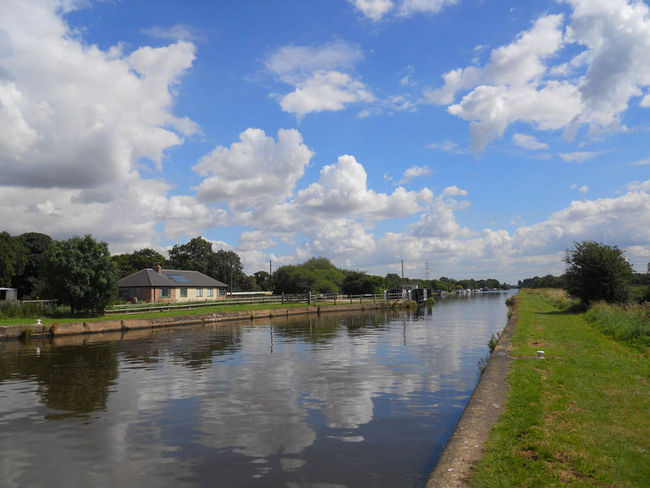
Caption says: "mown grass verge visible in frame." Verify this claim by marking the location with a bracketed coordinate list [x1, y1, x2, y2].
[470, 289, 650, 487]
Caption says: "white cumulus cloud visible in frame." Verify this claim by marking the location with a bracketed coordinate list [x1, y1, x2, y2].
[398, 165, 433, 184]
[267, 41, 373, 118]
[0, 0, 197, 188]
[350, 0, 458, 20]
[0, 0, 223, 252]
[426, 0, 650, 151]
[559, 151, 602, 163]
[290, 155, 433, 221]
[193, 128, 314, 209]
[369, 183, 650, 282]
[349, 0, 394, 21]
[279, 71, 375, 118]
[398, 0, 460, 17]
[513, 133, 549, 150]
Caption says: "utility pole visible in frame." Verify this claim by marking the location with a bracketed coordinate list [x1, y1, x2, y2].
[401, 260, 404, 283]
[425, 262, 430, 281]
[269, 259, 272, 276]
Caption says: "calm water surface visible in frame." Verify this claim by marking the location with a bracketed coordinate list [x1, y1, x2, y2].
[0, 292, 512, 487]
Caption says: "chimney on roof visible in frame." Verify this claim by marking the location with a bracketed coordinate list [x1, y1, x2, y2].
[154, 263, 162, 273]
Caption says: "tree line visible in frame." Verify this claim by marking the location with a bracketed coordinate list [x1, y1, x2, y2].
[518, 241, 650, 305]
[1, 231, 513, 314]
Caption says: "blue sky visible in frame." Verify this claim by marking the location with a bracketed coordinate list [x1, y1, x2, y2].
[1, 0, 649, 282]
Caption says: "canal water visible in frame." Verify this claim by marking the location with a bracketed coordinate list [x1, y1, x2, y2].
[0, 292, 512, 487]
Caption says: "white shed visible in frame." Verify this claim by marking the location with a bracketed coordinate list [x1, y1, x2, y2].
[0, 288, 18, 301]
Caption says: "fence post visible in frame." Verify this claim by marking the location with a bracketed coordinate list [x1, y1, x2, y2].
[373, 294, 376, 303]
[308, 292, 311, 306]
[349, 294, 352, 304]
[282, 292, 285, 304]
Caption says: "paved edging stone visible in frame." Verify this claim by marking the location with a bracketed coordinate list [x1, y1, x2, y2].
[0, 302, 401, 340]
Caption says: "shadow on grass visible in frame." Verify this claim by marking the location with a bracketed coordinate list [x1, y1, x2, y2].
[535, 303, 587, 316]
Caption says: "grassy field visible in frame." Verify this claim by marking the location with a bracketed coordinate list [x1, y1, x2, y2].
[470, 289, 649, 487]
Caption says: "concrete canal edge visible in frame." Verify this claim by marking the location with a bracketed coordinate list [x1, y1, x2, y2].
[0, 302, 404, 340]
[426, 308, 518, 488]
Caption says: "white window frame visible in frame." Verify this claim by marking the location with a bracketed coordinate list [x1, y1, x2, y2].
[196, 288, 203, 297]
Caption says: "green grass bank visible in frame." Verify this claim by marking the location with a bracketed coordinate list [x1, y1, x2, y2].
[0, 300, 409, 339]
[470, 289, 649, 487]
[0, 302, 317, 326]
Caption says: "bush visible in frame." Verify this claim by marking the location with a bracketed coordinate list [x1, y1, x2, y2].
[564, 241, 633, 304]
[0, 301, 42, 319]
[488, 332, 500, 353]
[42, 235, 118, 314]
[536, 289, 580, 311]
[630, 285, 650, 304]
[585, 302, 650, 347]
[505, 296, 519, 307]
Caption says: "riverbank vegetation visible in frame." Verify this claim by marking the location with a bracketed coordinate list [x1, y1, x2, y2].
[1, 231, 512, 320]
[0, 302, 318, 326]
[519, 242, 649, 307]
[470, 289, 649, 486]
[585, 301, 650, 348]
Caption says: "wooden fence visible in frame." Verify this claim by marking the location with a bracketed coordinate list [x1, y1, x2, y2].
[19, 300, 58, 309]
[105, 291, 405, 315]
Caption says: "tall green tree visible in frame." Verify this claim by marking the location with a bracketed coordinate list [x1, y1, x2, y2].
[384, 273, 402, 290]
[272, 257, 345, 294]
[168, 237, 246, 289]
[13, 232, 52, 298]
[210, 249, 246, 288]
[0, 231, 25, 288]
[341, 271, 384, 294]
[564, 241, 633, 304]
[0, 232, 16, 287]
[271, 265, 315, 294]
[168, 236, 213, 274]
[43, 235, 118, 314]
[113, 248, 167, 278]
[253, 270, 272, 290]
[518, 274, 565, 289]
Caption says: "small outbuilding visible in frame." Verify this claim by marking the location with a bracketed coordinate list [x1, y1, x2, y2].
[0, 288, 18, 301]
[118, 264, 228, 303]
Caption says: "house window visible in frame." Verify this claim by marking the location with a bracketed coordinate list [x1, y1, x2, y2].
[180, 288, 187, 298]
[219, 289, 225, 297]
[207, 287, 214, 297]
[160, 288, 171, 298]
[196, 288, 203, 297]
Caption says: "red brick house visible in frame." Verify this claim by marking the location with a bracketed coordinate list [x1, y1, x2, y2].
[118, 264, 228, 303]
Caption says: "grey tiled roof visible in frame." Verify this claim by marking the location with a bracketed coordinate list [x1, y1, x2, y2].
[118, 269, 228, 288]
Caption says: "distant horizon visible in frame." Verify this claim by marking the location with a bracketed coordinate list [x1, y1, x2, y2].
[1, 0, 648, 283]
